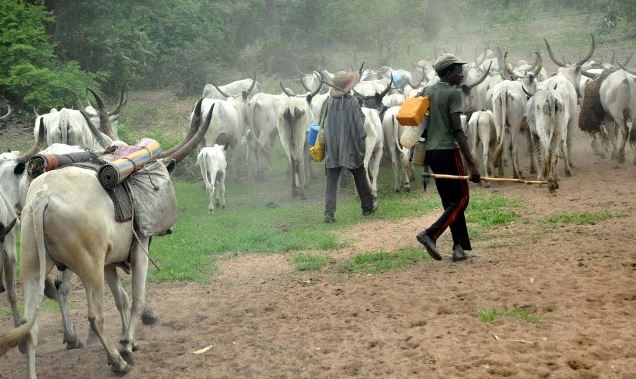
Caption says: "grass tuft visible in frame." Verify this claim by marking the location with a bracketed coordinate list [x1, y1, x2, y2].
[339, 249, 429, 274]
[546, 210, 616, 225]
[292, 252, 329, 272]
[476, 307, 542, 324]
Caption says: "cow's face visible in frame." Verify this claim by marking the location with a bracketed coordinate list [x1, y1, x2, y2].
[0, 152, 24, 211]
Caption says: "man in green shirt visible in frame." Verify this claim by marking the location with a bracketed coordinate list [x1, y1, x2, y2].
[416, 54, 480, 262]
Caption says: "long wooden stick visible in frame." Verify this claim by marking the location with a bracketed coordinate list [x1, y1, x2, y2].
[423, 173, 547, 185]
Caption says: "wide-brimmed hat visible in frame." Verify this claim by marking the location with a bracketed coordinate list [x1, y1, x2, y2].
[329, 71, 359, 96]
[433, 53, 468, 73]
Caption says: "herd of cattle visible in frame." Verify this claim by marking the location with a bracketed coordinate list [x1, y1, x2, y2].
[0, 34, 635, 377]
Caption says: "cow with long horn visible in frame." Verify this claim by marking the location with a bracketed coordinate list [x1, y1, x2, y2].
[203, 75, 262, 100]
[200, 74, 257, 150]
[0, 99, 213, 378]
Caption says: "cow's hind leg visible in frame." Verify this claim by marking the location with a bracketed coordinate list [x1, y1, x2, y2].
[119, 238, 150, 365]
[3, 238, 21, 327]
[82, 266, 130, 374]
[105, 265, 130, 337]
[53, 270, 84, 349]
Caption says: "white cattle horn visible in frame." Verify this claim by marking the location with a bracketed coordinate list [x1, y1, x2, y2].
[0, 105, 11, 120]
[543, 38, 566, 67]
[16, 119, 45, 163]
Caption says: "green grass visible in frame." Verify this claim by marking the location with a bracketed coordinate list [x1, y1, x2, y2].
[1, 298, 70, 318]
[546, 210, 616, 226]
[338, 248, 430, 275]
[476, 307, 542, 324]
[467, 193, 520, 228]
[292, 252, 329, 272]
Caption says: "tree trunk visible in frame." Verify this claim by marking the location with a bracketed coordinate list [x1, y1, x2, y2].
[265, 0, 280, 37]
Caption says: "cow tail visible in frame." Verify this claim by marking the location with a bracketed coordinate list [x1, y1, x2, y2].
[0, 194, 48, 356]
[60, 109, 68, 144]
[628, 79, 636, 147]
[492, 89, 507, 163]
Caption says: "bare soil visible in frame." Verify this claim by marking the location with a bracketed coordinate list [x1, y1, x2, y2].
[1, 132, 636, 378]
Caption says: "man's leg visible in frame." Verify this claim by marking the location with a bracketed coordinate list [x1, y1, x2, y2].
[325, 167, 342, 222]
[417, 149, 471, 260]
[349, 165, 375, 213]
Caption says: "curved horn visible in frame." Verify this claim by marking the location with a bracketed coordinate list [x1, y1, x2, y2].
[378, 76, 393, 98]
[617, 63, 636, 77]
[576, 34, 595, 66]
[543, 38, 566, 67]
[0, 105, 11, 120]
[33, 107, 40, 118]
[157, 99, 203, 159]
[165, 104, 214, 165]
[212, 83, 231, 98]
[279, 82, 296, 97]
[67, 88, 112, 149]
[245, 73, 257, 96]
[622, 53, 633, 67]
[86, 88, 116, 140]
[467, 61, 493, 89]
[16, 118, 45, 163]
[299, 75, 312, 92]
[503, 53, 520, 81]
[610, 50, 616, 65]
[108, 86, 128, 116]
[529, 52, 543, 77]
[522, 86, 534, 98]
[358, 61, 366, 77]
[307, 77, 322, 98]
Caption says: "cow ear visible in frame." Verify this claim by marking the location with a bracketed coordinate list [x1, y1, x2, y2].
[306, 94, 313, 105]
[165, 159, 176, 174]
[14, 162, 25, 175]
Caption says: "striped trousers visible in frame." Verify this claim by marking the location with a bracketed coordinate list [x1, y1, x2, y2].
[425, 149, 472, 250]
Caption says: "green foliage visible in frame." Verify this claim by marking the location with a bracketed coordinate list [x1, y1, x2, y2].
[339, 249, 430, 274]
[292, 252, 330, 271]
[0, 0, 98, 108]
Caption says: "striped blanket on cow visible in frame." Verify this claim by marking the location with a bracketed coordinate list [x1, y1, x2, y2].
[98, 138, 161, 189]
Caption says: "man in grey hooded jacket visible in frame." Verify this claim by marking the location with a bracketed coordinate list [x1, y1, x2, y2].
[321, 71, 378, 223]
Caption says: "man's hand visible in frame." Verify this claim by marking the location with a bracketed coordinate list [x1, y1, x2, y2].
[468, 164, 481, 183]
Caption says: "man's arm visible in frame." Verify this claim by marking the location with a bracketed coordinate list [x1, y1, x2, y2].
[450, 112, 480, 183]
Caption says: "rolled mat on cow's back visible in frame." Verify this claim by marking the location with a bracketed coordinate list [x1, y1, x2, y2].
[98, 138, 161, 189]
[27, 151, 97, 179]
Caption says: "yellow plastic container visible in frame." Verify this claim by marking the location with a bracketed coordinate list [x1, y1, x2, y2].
[397, 96, 429, 126]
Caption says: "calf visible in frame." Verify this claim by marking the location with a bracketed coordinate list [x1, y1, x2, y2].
[526, 89, 568, 192]
[467, 110, 500, 177]
[197, 145, 228, 213]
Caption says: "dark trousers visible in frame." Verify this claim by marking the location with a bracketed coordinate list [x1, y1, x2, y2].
[425, 149, 472, 250]
[325, 165, 374, 217]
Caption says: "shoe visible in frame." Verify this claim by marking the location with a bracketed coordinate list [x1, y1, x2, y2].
[416, 231, 442, 261]
[363, 199, 379, 216]
[451, 245, 468, 262]
[324, 214, 336, 223]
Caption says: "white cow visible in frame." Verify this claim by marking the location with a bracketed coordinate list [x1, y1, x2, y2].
[467, 110, 500, 177]
[526, 89, 568, 191]
[361, 107, 384, 198]
[601, 65, 636, 164]
[0, 98, 211, 378]
[0, 186, 19, 327]
[382, 106, 413, 192]
[247, 92, 287, 179]
[197, 145, 227, 212]
[277, 97, 312, 199]
[491, 80, 532, 179]
[36, 87, 127, 149]
[202, 77, 262, 100]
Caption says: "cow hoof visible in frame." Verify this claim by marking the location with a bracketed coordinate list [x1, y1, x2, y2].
[119, 349, 135, 366]
[565, 170, 573, 177]
[0, 284, 5, 294]
[299, 194, 307, 200]
[65, 337, 84, 350]
[111, 360, 132, 375]
[221, 205, 226, 209]
[141, 310, 159, 325]
[404, 186, 411, 193]
[18, 340, 27, 355]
